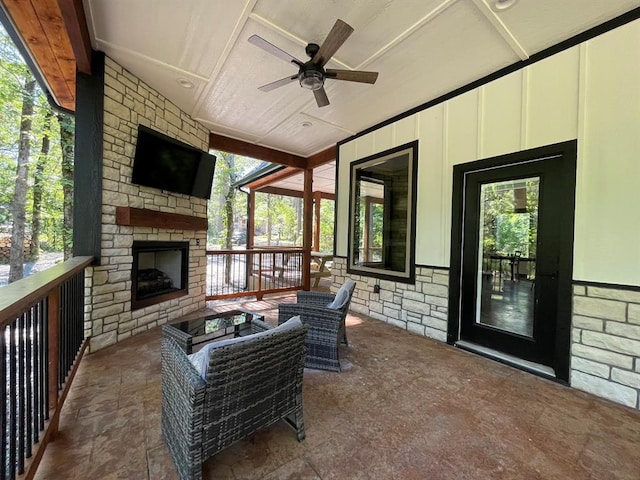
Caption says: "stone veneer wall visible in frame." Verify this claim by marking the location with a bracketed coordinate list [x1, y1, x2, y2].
[330, 257, 449, 342]
[85, 56, 209, 351]
[334, 260, 640, 411]
[571, 284, 640, 409]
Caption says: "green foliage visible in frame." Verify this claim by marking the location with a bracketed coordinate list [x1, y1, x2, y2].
[207, 151, 260, 247]
[205, 152, 336, 252]
[0, 25, 69, 254]
[206, 152, 336, 251]
[318, 199, 335, 252]
[480, 179, 539, 257]
[495, 213, 530, 256]
[254, 193, 302, 245]
[0, 156, 13, 224]
[370, 203, 384, 248]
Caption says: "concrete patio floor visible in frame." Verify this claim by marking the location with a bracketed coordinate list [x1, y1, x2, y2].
[34, 294, 640, 479]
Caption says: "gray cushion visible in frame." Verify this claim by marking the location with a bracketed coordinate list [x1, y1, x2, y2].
[188, 315, 302, 379]
[326, 280, 356, 310]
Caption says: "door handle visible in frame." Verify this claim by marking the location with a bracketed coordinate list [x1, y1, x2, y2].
[537, 272, 557, 279]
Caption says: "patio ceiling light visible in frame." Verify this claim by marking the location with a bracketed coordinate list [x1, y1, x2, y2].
[177, 78, 194, 89]
[492, 0, 518, 11]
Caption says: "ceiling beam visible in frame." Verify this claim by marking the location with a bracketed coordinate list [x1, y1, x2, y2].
[256, 186, 334, 199]
[256, 186, 303, 198]
[56, 0, 93, 74]
[210, 134, 307, 169]
[244, 166, 299, 190]
[318, 191, 335, 201]
[469, 0, 528, 60]
[306, 145, 336, 169]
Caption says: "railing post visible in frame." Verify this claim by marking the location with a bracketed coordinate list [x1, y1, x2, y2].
[47, 287, 59, 435]
[256, 252, 263, 300]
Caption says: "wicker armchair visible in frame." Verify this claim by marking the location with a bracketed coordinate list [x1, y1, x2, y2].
[161, 318, 308, 480]
[278, 280, 356, 372]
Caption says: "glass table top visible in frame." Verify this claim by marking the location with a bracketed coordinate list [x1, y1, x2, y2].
[171, 309, 263, 344]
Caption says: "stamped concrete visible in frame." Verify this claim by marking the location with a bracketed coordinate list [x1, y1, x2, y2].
[34, 294, 640, 479]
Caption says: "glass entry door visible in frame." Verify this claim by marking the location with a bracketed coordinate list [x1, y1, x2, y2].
[458, 154, 574, 369]
[475, 177, 539, 338]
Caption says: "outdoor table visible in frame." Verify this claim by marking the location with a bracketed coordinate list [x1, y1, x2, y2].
[163, 309, 264, 354]
[310, 252, 333, 287]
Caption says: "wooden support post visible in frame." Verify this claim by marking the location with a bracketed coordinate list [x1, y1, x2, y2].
[247, 191, 255, 281]
[247, 190, 255, 250]
[302, 169, 313, 291]
[313, 191, 322, 252]
[47, 288, 59, 435]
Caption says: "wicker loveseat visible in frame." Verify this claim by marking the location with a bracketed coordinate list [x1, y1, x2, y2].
[161, 318, 309, 480]
[278, 280, 356, 372]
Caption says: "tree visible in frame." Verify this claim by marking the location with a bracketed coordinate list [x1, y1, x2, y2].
[207, 152, 259, 247]
[220, 152, 237, 250]
[253, 193, 301, 246]
[8, 76, 35, 282]
[318, 199, 335, 252]
[218, 151, 237, 283]
[0, 25, 68, 280]
[480, 179, 539, 257]
[31, 109, 52, 258]
[0, 28, 28, 228]
[58, 113, 74, 259]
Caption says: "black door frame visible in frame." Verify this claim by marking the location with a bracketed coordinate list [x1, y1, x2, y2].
[447, 140, 577, 383]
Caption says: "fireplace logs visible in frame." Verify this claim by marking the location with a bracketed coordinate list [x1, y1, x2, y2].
[137, 268, 174, 297]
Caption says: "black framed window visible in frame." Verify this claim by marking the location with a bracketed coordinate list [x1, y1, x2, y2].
[348, 141, 418, 283]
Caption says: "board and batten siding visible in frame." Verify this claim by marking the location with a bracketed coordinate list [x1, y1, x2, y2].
[335, 19, 640, 408]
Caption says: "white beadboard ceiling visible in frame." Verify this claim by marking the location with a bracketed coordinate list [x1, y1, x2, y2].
[84, 0, 637, 163]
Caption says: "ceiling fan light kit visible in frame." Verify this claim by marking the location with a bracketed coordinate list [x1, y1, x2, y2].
[299, 67, 324, 90]
[249, 19, 379, 107]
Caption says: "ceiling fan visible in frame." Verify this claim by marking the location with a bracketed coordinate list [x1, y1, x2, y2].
[248, 19, 378, 108]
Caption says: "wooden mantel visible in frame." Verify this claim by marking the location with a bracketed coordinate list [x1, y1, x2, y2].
[115, 207, 208, 231]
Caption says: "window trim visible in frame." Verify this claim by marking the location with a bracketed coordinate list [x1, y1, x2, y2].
[347, 140, 418, 284]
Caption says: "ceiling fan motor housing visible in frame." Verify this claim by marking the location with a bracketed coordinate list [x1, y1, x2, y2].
[299, 62, 325, 90]
[305, 43, 320, 58]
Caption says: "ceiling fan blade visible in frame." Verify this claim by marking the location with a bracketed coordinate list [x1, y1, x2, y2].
[312, 19, 354, 67]
[258, 75, 298, 92]
[325, 69, 378, 84]
[248, 35, 303, 66]
[314, 87, 330, 107]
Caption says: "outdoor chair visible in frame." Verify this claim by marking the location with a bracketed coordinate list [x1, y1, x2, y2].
[161, 317, 309, 480]
[278, 279, 356, 372]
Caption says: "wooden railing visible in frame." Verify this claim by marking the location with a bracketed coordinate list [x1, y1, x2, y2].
[0, 256, 93, 479]
[206, 248, 304, 300]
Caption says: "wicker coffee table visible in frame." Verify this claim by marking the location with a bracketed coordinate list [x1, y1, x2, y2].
[163, 309, 264, 354]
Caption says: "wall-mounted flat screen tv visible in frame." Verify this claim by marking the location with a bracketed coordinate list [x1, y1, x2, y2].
[131, 125, 216, 199]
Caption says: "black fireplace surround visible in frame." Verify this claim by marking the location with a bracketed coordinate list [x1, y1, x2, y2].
[131, 241, 189, 310]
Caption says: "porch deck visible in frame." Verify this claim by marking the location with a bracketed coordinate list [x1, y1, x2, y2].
[34, 294, 639, 480]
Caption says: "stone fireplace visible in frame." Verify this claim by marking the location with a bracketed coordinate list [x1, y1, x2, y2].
[84, 56, 209, 351]
[131, 241, 189, 310]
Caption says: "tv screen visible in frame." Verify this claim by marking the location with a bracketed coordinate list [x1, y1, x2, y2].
[131, 125, 216, 199]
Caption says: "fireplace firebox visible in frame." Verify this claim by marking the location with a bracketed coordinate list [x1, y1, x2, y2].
[131, 241, 189, 310]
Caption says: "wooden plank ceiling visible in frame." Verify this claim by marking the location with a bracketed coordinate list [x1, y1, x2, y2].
[1, 0, 91, 111]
